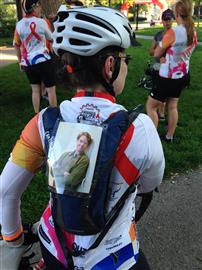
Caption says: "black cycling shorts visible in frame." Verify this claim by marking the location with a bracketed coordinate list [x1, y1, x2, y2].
[25, 59, 55, 88]
[150, 72, 190, 102]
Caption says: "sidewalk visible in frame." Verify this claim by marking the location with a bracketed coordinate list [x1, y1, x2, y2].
[138, 166, 202, 270]
[0, 46, 17, 67]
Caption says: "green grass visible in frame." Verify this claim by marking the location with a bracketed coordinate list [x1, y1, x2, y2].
[0, 40, 202, 222]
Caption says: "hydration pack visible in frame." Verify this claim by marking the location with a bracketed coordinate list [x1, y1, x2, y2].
[43, 106, 141, 237]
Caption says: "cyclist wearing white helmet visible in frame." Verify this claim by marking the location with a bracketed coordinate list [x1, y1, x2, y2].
[0, 5, 165, 269]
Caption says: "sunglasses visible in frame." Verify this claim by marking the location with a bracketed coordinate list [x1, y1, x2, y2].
[115, 52, 132, 65]
[119, 54, 132, 65]
[101, 53, 132, 66]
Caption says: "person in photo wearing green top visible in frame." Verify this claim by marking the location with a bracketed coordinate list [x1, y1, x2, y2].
[52, 132, 92, 190]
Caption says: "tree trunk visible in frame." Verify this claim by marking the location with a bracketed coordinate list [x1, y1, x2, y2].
[41, 0, 62, 18]
[16, 0, 23, 21]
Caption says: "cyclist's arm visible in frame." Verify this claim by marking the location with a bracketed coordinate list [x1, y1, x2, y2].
[149, 39, 157, 56]
[154, 28, 175, 58]
[131, 114, 165, 193]
[0, 114, 46, 247]
[13, 29, 22, 69]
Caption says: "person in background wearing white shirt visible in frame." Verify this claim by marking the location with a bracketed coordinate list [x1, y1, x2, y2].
[13, 0, 57, 113]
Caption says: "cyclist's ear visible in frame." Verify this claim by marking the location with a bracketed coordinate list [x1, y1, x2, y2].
[103, 56, 115, 81]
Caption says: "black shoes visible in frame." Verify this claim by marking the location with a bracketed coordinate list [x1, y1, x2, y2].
[161, 135, 173, 143]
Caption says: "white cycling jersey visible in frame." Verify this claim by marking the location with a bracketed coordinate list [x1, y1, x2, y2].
[159, 25, 197, 79]
[13, 15, 52, 66]
[0, 91, 165, 269]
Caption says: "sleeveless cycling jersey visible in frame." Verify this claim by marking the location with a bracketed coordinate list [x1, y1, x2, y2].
[159, 25, 197, 79]
[13, 15, 52, 66]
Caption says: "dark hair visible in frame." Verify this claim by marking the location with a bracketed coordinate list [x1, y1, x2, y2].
[175, 0, 195, 46]
[57, 46, 124, 90]
[161, 9, 174, 20]
[23, 0, 40, 14]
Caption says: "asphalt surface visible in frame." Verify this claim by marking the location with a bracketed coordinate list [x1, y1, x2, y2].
[138, 167, 202, 270]
[0, 46, 17, 67]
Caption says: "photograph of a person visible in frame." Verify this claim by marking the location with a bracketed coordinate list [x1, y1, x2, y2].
[48, 122, 102, 194]
[52, 131, 92, 191]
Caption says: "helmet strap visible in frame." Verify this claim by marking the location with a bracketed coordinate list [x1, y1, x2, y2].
[110, 57, 121, 85]
[100, 78, 115, 97]
[99, 57, 121, 97]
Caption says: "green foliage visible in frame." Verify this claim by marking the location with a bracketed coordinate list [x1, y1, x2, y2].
[0, 36, 12, 45]
[0, 18, 16, 38]
[0, 1, 16, 19]
[0, 1, 16, 37]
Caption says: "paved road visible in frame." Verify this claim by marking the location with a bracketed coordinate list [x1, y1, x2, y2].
[0, 46, 17, 67]
[138, 167, 202, 270]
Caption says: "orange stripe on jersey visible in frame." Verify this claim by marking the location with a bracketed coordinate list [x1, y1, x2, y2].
[3, 226, 23, 241]
[13, 30, 21, 47]
[12, 114, 45, 173]
[114, 124, 140, 185]
[161, 28, 175, 49]
[129, 223, 136, 241]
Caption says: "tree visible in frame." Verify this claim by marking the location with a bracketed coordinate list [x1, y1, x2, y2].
[193, 0, 202, 28]
[15, 0, 62, 20]
[41, 0, 62, 18]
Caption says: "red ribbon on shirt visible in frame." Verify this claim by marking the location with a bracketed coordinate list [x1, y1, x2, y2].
[25, 22, 43, 46]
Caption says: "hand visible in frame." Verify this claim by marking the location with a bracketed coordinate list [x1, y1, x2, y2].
[160, 57, 166, 63]
[19, 63, 25, 72]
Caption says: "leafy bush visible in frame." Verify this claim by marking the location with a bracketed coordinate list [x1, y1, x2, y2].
[0, 1, 16, 37]
[0, 19, 16, 38]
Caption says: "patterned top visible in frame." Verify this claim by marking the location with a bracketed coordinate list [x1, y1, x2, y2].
[13, 14, 52, 66]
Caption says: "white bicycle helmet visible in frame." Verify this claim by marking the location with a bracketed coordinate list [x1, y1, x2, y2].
[52, 5, 133, 56]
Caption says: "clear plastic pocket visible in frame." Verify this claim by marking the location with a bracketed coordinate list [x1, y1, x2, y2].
[47, 122, 102, 194]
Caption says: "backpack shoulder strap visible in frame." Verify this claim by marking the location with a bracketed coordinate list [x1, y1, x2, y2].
[128, 104, 143, 124]
[89, 104, 143, 250]
[42, 107, 62, 154]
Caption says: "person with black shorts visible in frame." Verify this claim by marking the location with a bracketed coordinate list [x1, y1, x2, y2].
[146, 0, 197, 142]
[148, 9, 174, 122]
[13, 0, 57, 113]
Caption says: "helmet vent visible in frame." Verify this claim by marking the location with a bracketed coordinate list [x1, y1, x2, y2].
[58, 12, 69, 22]
[73, 27, 101, 38]
[56, 37, 63, 43]
[123, 25, 130, 35]
[128, 23, 132, 30]
[69, 38, 91, 46]
[58, 26, 65, 33]
[76, 14, 115, 34]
